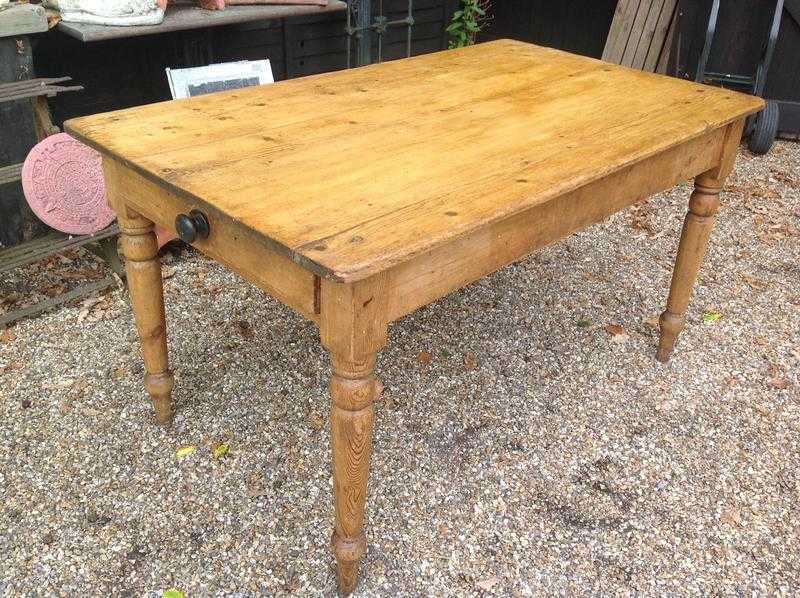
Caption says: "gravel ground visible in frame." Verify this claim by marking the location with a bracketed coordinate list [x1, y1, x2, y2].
[1, 141, 799, 597]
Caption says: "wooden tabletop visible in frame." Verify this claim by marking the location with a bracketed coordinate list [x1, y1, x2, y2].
[56, 1, 346, 42]
[66, 40, 762, 282]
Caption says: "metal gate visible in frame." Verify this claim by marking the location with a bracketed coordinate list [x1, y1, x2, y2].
[346, 0, 415, 67]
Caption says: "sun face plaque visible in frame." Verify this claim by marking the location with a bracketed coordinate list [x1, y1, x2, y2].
[22, 133, 115, 235]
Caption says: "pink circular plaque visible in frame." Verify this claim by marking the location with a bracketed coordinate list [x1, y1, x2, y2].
[22, 133, 115, 235]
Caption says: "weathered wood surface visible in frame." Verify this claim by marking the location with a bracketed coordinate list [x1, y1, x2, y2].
[79, 41, 762, 595]
[320, 274, 387, 594]
[0, 4, 48, 37]
[603, 0, 678, 72]
[67, 40, 762, 282]
[102, 157, 320, 322]
[106, 164, 175, 424]
[0, 36, 49, 246]
[386, 124, 729, 321]
[0, 77, 84, 103]
[657, 118, 743, 361]
[0, 162, 22, 186]
[56, 0, 346, 42]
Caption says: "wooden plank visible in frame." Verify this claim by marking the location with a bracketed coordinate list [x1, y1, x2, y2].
[102, 157, 319, 322]
[385, 124, 728, 321]
[620, 0, 654, 66]
[56, 1, 347, 43]
[655, 2, 677, 74]
[0, 4, 48, 38]
[0, 36, 48, 247]
[66, 41, 763, 283]
[0, 225, 119, 273]
[630, 0, 667, 69]
[0, 162, 22, 185]
[645, 0, 678, 72]
[0, 277, 117, 327]
[602, 0, 641, 62]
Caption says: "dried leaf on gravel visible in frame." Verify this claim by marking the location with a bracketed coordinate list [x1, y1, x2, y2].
[175, 445, 197, 458]
[742, 274, 768, 290]
[464, 352, 478, 370]
[162, 266, 178, 279]
[768, 377, 792, 390]
[751, 186, 781, 199]
[307, 412, 325, 432]
[2, 328, 15, 342]
[212, 441, 230, 459]
[475, 576, 500, 591]
[643, 316, 660, 329]
[246, 473, 268, 499]
[0, 361, 24, 374]
[234, 320, 254, 339]
[604, 324, 626, 336]
[754, 403, 771, 416]
[770, 167, 798, 187]
[720, 506, 742, 526]
[418, 351, 432, 364]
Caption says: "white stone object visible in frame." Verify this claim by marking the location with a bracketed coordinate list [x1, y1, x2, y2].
[43, 0, 165, 26]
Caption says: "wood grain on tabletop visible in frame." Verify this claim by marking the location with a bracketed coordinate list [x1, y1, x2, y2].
[65, 40, 763, 282]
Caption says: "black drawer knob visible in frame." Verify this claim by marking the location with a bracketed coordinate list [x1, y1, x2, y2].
[175, 209, 210, 244]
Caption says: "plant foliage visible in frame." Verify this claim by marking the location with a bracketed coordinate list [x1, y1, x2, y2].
[446, 0, 491, 48]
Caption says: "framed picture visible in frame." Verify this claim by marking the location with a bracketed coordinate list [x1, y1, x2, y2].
[166, 59, 274, 100]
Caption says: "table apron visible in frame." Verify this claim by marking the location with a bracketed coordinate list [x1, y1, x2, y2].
[385, 125, 729, 322]
[102, 157, 320, 322]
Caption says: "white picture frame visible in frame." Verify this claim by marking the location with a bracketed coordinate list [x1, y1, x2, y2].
[166, 59, 274, 100]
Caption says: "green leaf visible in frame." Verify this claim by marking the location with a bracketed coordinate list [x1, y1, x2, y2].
[175, 445, 196, 458]
[576, 319, 592, 328]
[163, 590, 184, 598]
[702, 311, 723, 322]
[212, 442, 230, 460]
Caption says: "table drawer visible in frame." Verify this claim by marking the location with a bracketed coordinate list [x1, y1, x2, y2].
[103, 157, 320, 322]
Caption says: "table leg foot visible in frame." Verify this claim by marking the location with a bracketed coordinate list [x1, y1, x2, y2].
[329, 355, 378, 595]
[658, 174, 722, 362]
[144, 372, 174, 425]
[656, 310, 684, 362]
[119, 208, 174, 424]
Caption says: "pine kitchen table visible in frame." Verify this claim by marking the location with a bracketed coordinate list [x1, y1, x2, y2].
[65, 40, 763, 594]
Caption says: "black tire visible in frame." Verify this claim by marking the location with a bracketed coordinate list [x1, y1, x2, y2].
[748, 100, 779, 155]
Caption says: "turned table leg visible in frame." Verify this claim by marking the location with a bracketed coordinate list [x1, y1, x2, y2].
[657, 173, 723, 362]
[657, 119, 743, 362]
[118, 207, 174, 424]
[329, 354, 380, 593]
[320, 275, 388, 594]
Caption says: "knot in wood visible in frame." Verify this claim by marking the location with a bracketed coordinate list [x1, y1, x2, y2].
[120, 231, 158, 262]
[331, 531, 367, 563]
[331, 374, 377, 411]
